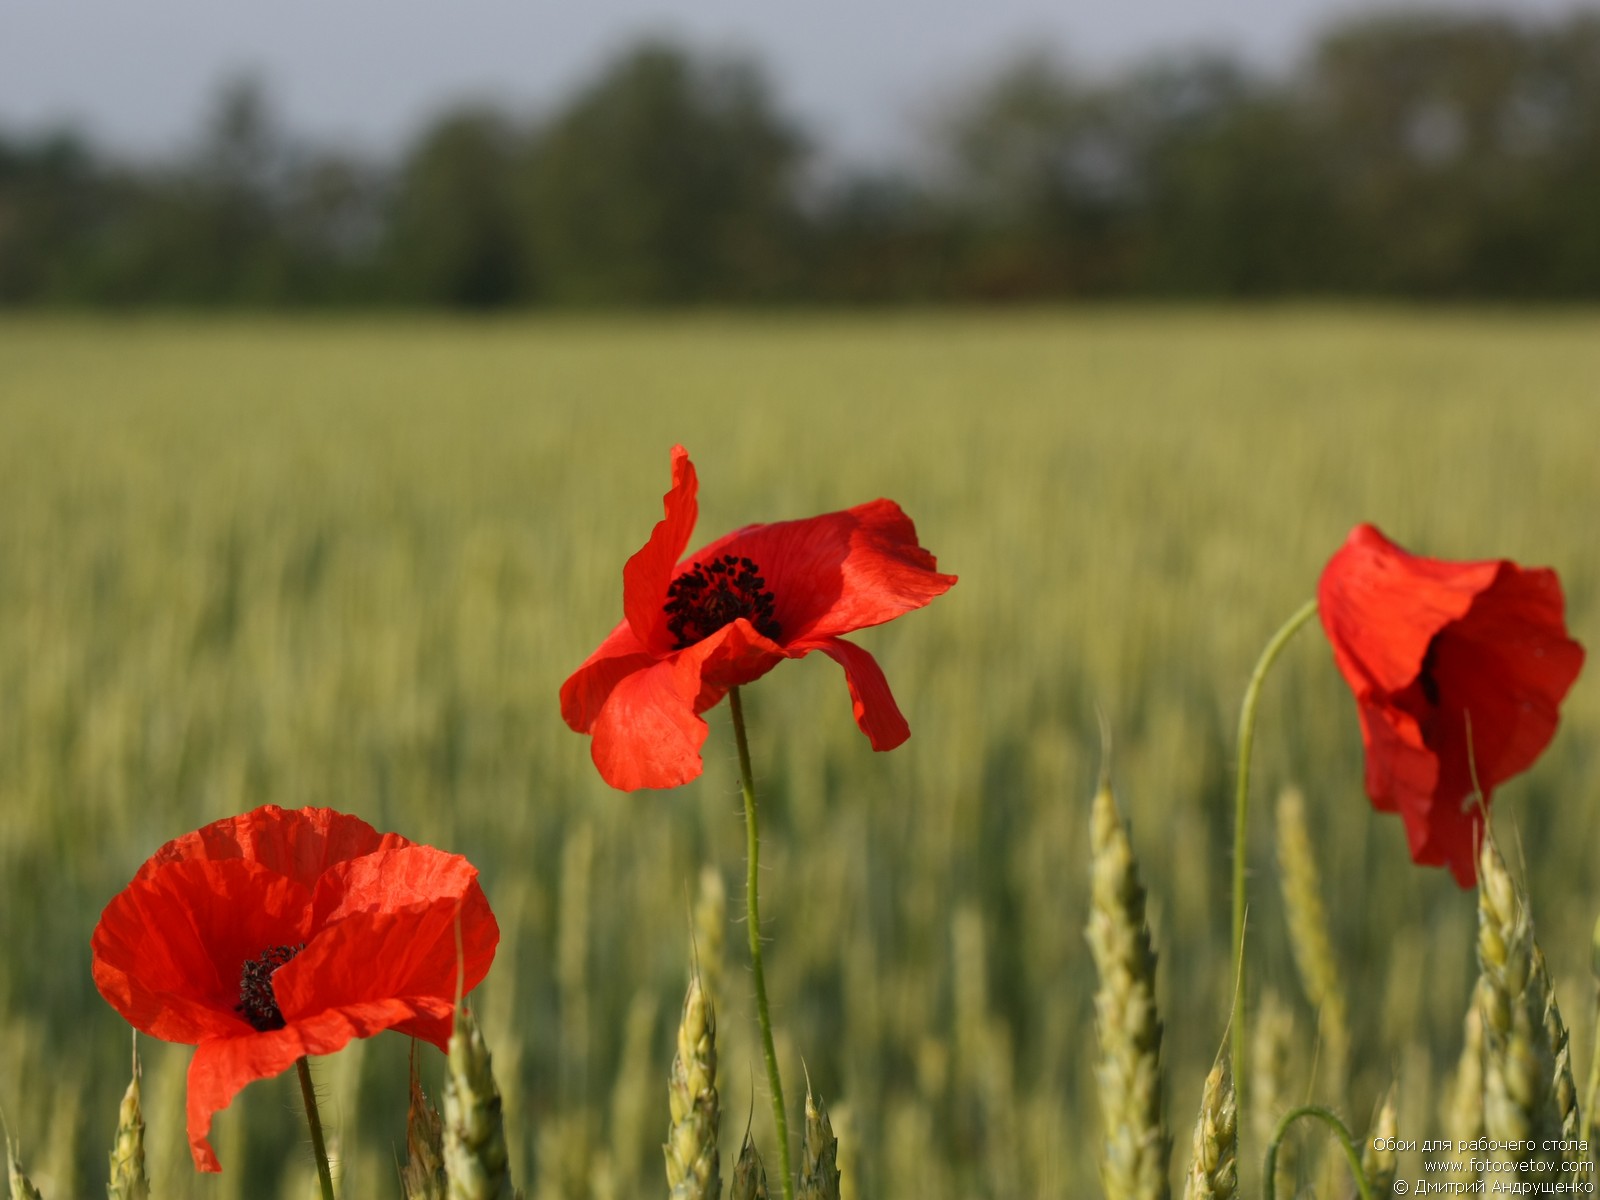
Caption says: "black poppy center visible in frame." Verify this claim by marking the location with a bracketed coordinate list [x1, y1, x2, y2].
[663, 555, 781, 649]
[235, 943, 304, 1031]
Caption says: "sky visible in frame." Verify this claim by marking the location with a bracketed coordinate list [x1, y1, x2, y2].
[0, 0, 1586, 163]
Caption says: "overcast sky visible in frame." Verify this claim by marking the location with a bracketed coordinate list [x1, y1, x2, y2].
[0, 0, 1586, 162]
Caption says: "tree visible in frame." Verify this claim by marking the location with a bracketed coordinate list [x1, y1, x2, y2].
[522, 41, 807, 304]
[384, 107, 529, 306]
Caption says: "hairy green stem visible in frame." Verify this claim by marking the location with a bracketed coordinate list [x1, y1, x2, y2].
[730, 686, 794, 1200]
[1231, 598, 1319, 1111]
[1261, 1104, 1374, 1200]
[295, 1056, 336, 1200]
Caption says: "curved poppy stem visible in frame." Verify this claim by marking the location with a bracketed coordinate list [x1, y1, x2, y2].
[1231, 597, 1319, 1111]
[729, 686, 794, 1200]
[1261, 1104, 1374, 1200]
[294, 1056, 336, 1200]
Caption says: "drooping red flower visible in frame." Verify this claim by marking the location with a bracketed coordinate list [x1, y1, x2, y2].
[91, 804, 499, 1172]
[561, 445, 957, 791]
[1318, 523, 1585, 886]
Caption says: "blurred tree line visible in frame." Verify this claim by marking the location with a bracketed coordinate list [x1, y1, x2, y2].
[4, 9, 1599, 307]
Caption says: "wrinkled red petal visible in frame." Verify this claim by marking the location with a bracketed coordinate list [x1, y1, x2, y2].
[280, 889, 496, 1042]
[790, 634, 911, 750]
[690, 499, 956, 644]
[138, 806, 410, 890]
[1354, 700, 1480, 882]
[588, 657, 712, 790]
[92, 859, 314, 1045]
[584, 620, 790, 790]
[183, 990, 461, 1172]
[623, 445, 698, 655]
[560, 619, 656, 734]
[1353, 702, 1434, 817]
[1424, 563, 1585, 800]
[311, 844, 489, 922]
[186, 1027, 310, 1171]
[675, 617, 786, 701]
[1318, 524, 1497, 699]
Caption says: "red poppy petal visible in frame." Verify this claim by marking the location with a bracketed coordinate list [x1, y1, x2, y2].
[92, 860, 314, 1045]
[138, 806, 409, 890]
[559, 619, 656, 734]
[1356, 700, 1439, 816]
[1425, 564, 1586, 796]
[790, 634, 912, 750]
[278, 891, 497, 1042]
[675, 617, 787, 702]
[1318, 524, 1498, 697]
[691, 500, 956, 644]
[184, 991, 460, 1172]
[186, 1029, 311, 1171]
[623, 445, 699, 654]
[589, 657, 711, 790]
[309, 844, 491, 924]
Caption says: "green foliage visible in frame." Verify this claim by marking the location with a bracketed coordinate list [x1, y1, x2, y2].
[0, 312, 1596, 1198]
[522, 41, 806, 305]
[385, 108, 529, 307]
[5, 13, 1600, 304]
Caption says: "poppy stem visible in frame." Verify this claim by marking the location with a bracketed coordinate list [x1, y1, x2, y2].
[1231, 597, 1319, 1114]
[1261, 1104, 1375, 1200]
[294, 1056, 336, 1200]
[728, 685, 795, 1200]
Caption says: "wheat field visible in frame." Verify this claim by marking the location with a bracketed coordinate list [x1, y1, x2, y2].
[1, 309, 1597, 1198]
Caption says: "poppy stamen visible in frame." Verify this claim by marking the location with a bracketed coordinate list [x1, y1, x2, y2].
[664, 554, 781, 649]
[235, 943, 304, 1031]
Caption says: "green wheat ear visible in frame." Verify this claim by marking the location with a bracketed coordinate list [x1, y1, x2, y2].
[1180, 1060, 1236, 1200]
[1087, 778, 1172, 1200]
[443, 1006, 519, 1200]
[402, 1041, 448, 1200]
[106, 1034, 149, 1200]
[6, 1129, 44, 1200]
[797, 1085, 841, 1200]
[1441, 986, 1486, 1184]
[730, 1131, 770, 1200]
[664, 973, 720, 1200]
[1476, 832, 1562, 1181]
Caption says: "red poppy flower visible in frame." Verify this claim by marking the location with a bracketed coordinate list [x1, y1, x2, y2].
[1318, 523, 1585, 886]
[561, 445, 957, 791]
[91, 805, 499, 1172]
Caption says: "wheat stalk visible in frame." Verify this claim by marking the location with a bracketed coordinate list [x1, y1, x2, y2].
[1248, 989, 1295, 1196]
[664, 974, 720, 1200]
[1275, 787, 1350, 1098]
[1360, 1086, 1398, 1195]
[1087, 779, 1171, 1200]
[1180, 1061, 1236, 1200]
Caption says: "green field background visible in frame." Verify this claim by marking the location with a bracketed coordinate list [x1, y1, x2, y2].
[1, 311, 1596, 1198]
